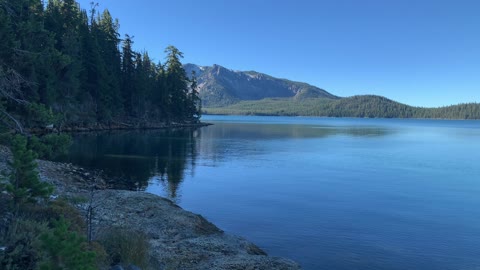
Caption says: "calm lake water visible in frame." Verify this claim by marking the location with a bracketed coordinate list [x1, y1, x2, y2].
[62, 115, 480, 270]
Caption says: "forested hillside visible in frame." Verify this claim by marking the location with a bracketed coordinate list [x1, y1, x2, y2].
[204, 95, 480, 119]
[0, 0, 200, 132]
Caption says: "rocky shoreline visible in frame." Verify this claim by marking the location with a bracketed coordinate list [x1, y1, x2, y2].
[1, 146, 301, 270]
[27, 121, 212, 134]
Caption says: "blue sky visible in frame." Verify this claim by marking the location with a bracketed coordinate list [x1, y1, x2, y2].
[76, 0, 479, 107]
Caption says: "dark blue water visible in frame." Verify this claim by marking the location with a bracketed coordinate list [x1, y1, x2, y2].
[64, 116, 480, 269]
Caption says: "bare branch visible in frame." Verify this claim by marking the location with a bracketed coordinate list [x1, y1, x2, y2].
[0, 108, 25, 134]
[0, 66, 30, 134]
[0, 67, 29, 104]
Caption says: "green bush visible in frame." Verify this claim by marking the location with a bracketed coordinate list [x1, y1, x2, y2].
[38, 218, 96, 270]
[0, 218, 49, 270]
[97, 227, 149, 269]
[88, 241, 109, 268]
[24, 199, 86, 233]
[24, 103, 60, 128]
[5, 135, 53, 209]
[28, 134, 72, 160]
[0, 199, 106, 270]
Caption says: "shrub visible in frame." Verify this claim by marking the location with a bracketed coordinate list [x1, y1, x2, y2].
[5, 135, 53, 210]
[38, 218, 96, 270]
[24, 199, 86, 233]
[24, 103, 60, 128]
[97, 227, 149, 269]
[28, 134, 72, 160]
[0, 218, 49, 270]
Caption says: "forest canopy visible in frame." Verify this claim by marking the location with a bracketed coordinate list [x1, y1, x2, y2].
[0, 0, 201, 133]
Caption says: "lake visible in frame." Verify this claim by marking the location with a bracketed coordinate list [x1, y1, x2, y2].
[62, 115, 480, 270]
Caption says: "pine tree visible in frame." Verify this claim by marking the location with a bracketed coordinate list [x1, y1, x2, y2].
[121, 34, 136, 116]
[0, 4, 15, 66]
[189, 70, 201, 121]
[96, 9, 122, 120]
[151, 62, 168, 119]
[4, 135, 54, 211]
[39, 217, 96, 270]
[44, 0, 83, 114]
[139, 52, 157, 118]
[165, 45, 189, 120]
[80, 5, 106, 120]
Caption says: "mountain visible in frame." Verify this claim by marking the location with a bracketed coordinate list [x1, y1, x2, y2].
[184, 63, 480, 119]
[183, 63, 338, 107]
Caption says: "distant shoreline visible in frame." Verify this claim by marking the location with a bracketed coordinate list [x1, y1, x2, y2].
[201, 95, 480, 120]
[202, 112, 480, 121]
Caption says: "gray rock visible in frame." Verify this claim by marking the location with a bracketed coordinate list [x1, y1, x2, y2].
[126, 264, 142, 270]
[92, 190, 301, 270]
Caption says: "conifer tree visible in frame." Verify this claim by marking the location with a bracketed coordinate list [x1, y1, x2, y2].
[96, 9, 122, 119]
[121, 34, 136, 116]
[165, 45, 189, 120]
[39, 218, 96, 270]
[44, 0, 82, 113]
[189, 70, 201, 121]
[3, 135, 53, 212]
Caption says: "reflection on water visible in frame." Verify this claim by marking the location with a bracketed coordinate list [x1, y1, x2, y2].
[63, 122, 391, 201]
[62, 129, 199, 200]
[201, 122, 390, 140]
[61, 116, 480, 270]
[196, 123, 393, 172]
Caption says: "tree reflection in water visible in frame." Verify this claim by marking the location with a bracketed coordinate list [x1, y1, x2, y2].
[62, 128, 199, 201]
[61, 121, 391, 202]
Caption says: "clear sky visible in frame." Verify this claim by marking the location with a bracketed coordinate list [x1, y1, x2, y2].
[76, 0, 479, 107]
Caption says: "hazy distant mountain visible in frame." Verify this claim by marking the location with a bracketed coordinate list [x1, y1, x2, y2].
[183, 63, 339, 107]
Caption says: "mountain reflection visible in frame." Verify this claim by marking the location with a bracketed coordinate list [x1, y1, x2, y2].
[63, 129, 199, 199]
[200, 122, 390, 140]
[196, 122, 391, 163]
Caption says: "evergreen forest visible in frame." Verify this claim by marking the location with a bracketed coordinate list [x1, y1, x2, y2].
[204, 95, 480, 119]
[0, 1, 201, 269]
[0, 0, 201, 134]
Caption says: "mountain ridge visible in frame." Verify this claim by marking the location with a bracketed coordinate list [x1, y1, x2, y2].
[183, 63, 480, 119]
[183, 63, 339, 107]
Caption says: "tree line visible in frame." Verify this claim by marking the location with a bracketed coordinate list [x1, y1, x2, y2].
[204, 95, 480, 119]
[0, 0, 201, 132]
